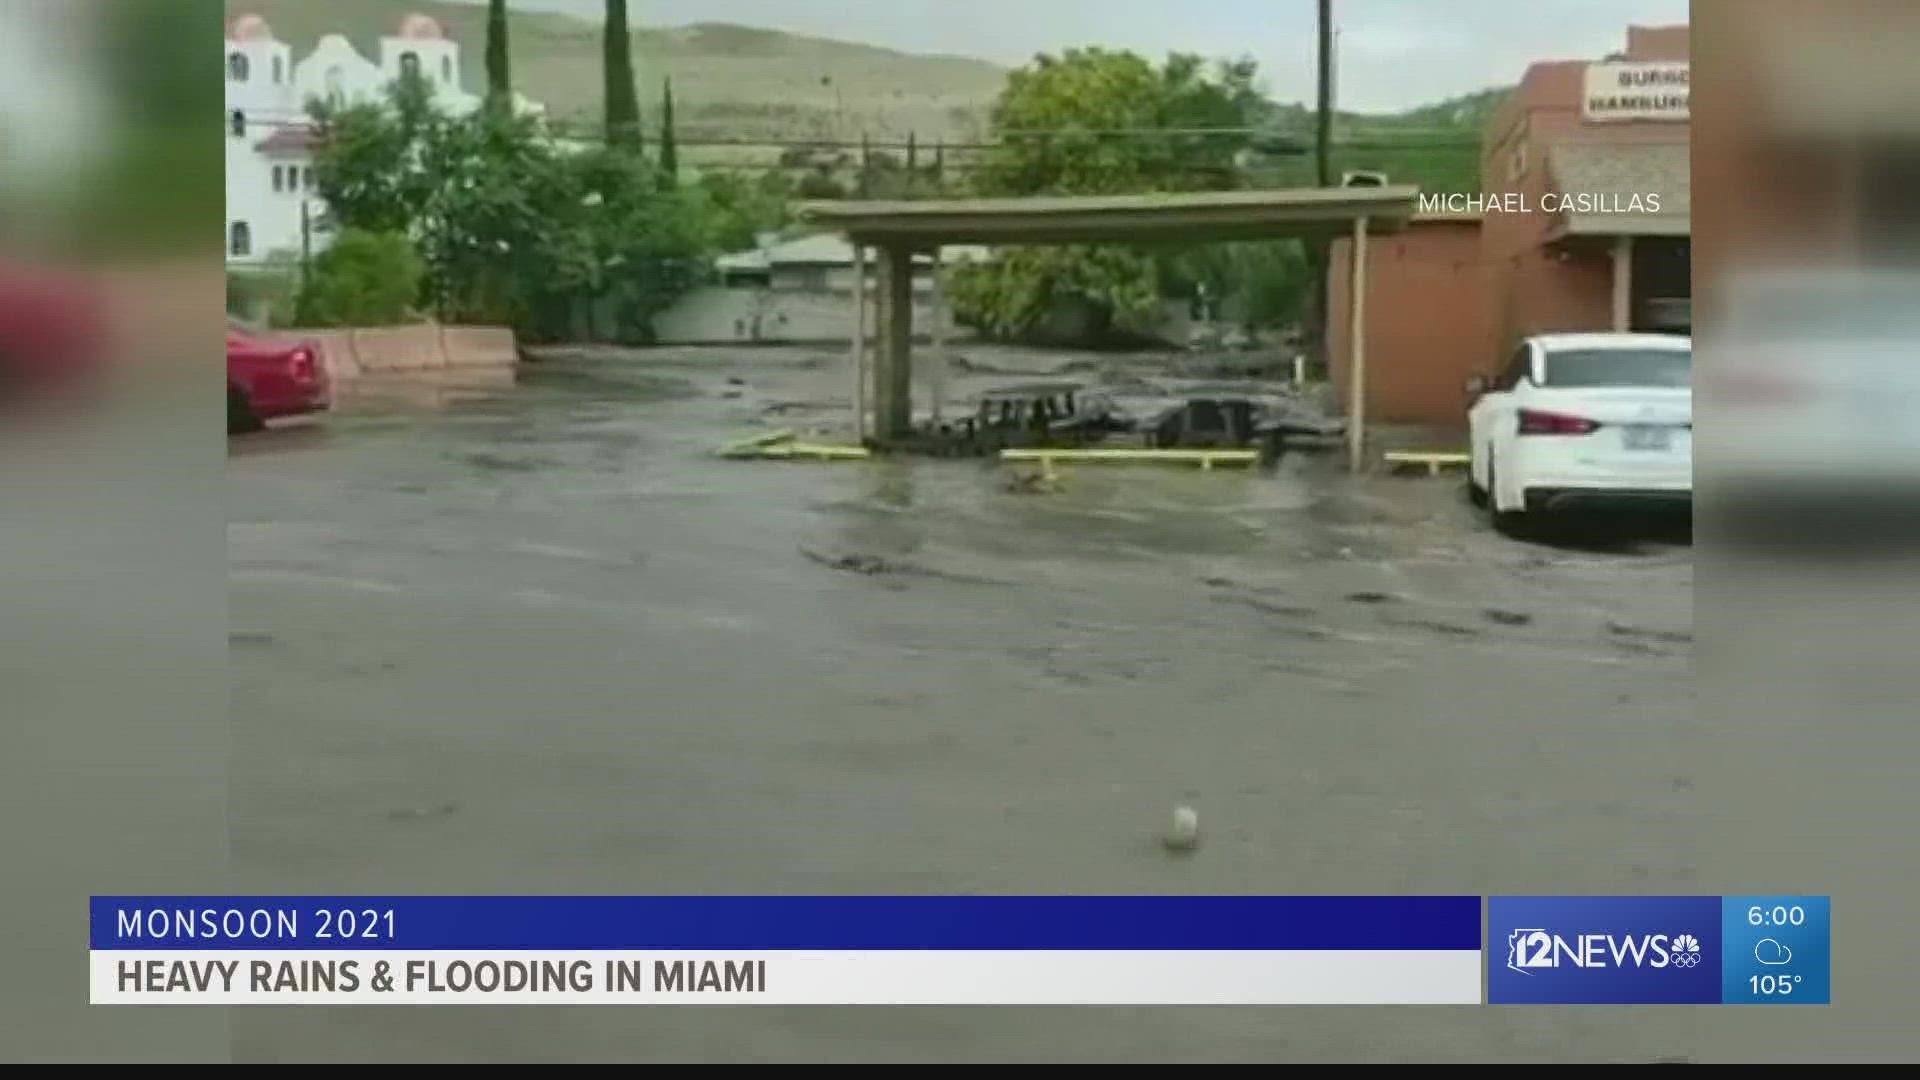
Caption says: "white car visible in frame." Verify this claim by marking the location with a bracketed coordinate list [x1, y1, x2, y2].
[1467, 333, 1692, 531]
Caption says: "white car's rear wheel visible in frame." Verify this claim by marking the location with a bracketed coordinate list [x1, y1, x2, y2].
[1486, 455, 1529, 536]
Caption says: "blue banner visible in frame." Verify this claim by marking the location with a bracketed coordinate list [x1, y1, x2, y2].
[92, 895, 1482, 951]
[1719, 895, 1831, 1005]
[1486, 895, 1833, 1005]
[1488, 895, 1723, 1004]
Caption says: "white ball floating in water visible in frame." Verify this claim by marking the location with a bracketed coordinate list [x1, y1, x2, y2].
[1163, 805, 1200, 851]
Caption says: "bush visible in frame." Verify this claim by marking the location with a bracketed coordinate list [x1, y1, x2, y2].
[295, 229, 424, 327]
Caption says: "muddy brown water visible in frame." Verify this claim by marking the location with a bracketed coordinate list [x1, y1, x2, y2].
[219, 347, 1706, 1060]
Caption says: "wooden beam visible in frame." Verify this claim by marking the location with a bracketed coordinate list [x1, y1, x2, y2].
[804, 187, 1423, 247]
[1347, 215, 1369, 472]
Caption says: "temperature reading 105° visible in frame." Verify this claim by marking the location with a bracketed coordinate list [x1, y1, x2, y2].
[1750, 974, 1803, 996]
[1747, 904, 1806, 927]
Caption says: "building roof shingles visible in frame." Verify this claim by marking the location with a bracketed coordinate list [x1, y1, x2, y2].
[1547, 142, 1690, 237]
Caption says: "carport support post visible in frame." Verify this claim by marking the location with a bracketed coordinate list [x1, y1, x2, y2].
[1611, 234, 1633, 331]
[929, 247, 945, 424]
[850, 241, 867, 442]
[1347, 215, 1369, 472]
[873, 243, 915, 442]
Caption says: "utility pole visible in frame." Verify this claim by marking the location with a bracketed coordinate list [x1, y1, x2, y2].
[1306, 0, 1335, 379]
[1316, 0, 1332, 187]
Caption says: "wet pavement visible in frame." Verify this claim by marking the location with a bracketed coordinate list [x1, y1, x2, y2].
[227, 347, 1697, 1061]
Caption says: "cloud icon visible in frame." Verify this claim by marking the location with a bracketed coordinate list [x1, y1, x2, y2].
[1755, 938, 1793, 966]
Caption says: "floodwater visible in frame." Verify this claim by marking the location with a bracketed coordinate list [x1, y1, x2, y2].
[222, 347, 1703, 1060]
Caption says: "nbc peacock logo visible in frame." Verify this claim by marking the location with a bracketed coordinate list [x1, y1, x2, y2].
[1669, 933, 1703, 968]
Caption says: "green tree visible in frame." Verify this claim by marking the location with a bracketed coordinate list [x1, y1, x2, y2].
[310, 85, 705, 342]
[691, 170, 790, 253]
[658, 77, 678, 187]
[603, 0, 642, 150]
[310, 86, 440, 235]
[296, 229, 424, 326]
[951, 48, 1266, 340]
[485, 0, 511, 108]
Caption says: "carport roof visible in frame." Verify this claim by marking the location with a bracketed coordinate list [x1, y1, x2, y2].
[798, 186, 1421, 246]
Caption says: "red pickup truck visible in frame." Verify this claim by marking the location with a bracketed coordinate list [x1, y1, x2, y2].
[228, 320, 330, 433]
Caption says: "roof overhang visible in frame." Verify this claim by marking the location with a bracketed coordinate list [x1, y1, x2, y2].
[1543, 142, 1690, 242]
[1552, 214, 1691, 239]
[798, 186, 1422, 247]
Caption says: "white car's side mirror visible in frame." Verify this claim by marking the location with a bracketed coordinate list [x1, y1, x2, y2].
[1464, 373, 1490, 399]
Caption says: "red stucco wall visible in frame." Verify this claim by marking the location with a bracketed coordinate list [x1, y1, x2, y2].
[1328, 219, 1489, 427]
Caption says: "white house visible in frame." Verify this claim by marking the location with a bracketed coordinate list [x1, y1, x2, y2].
[224, 12, 543, 267]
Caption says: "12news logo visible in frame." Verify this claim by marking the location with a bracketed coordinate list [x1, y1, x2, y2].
[1506, 929, 1705, 975]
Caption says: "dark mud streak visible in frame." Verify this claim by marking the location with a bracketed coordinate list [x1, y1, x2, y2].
[799, 547, 1012, 587]
[1381, 616, 1484, 639]
[1607, 621, 1693, 644]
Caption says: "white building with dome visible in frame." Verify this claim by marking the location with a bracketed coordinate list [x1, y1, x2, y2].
[224, 12, 544, 267]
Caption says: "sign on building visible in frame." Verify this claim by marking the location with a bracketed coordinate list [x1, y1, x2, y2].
[1583, 61, 1689, 123]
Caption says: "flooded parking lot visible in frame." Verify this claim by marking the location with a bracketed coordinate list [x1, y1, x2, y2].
[227, 347, 1697, 1060]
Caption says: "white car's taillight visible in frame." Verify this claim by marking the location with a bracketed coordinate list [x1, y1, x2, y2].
[1517, 408, 1602, 436]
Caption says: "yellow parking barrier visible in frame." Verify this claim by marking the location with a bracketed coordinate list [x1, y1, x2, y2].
[1000, 448, 1260, 471]
[1382, 450, 1470, 476]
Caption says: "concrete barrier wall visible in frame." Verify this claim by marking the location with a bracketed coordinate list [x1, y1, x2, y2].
[351, 324, 443, 373]
[289, 322, 518, 383]
[440, 325, 518, 369]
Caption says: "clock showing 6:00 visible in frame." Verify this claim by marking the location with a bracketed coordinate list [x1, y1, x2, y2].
[1746, 903, 1808, 928]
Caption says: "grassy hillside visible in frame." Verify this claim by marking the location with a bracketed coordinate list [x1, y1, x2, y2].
[225, 0, 1501, 189]
[225, 0, 1007, 140]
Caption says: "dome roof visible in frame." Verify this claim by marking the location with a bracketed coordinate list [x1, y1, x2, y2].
[396, 13, 444, 40]
[228, 14, 273, 42]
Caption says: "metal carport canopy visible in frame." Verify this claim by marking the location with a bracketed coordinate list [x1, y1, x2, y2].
[798, 185, 1422, 246]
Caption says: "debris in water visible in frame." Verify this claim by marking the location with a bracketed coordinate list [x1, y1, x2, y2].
[798, 547, 1012, 588]
[1003, 470, 1061, 494]
[385, 802, 459, 822]
[799, 548, 898, 576]
[228, 630, 277, 647]
[1482, 607, 1533, 626]
[1344, 590, 1396, 604]
[1163, 805, 1201, 852]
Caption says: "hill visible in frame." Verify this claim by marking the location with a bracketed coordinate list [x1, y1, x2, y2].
[224, 0, 1009, 140]
[224, 1, 1504, 189]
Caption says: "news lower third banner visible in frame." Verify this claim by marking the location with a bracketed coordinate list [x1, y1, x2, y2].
[89, 895, 1831, 1005]
[92, 896, 1480, 1004]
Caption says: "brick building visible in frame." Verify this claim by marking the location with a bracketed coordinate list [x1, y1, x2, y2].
[1330, 24, 1692, 428]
